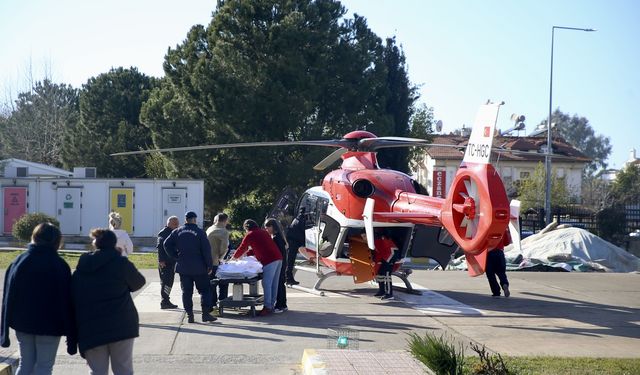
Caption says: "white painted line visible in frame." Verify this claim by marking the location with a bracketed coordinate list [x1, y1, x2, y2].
[394, 282, 483, 316]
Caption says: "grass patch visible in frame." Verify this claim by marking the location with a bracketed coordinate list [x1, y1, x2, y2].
[408, 332, 640, 375]
[0, 250, 158, 269]
[408, 332, 465, 375]
[474, 356, 640, 375]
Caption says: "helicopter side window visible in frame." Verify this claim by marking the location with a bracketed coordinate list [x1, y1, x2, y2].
[306, 196, 329, 228]
[298, 193, 317, 228]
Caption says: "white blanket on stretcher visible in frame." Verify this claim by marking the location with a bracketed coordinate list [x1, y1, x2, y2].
[216, 256, 263, 279]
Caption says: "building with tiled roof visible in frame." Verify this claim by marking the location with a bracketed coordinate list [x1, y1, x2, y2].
[412, 134, 591, 199]
[624, 149, 639, 168]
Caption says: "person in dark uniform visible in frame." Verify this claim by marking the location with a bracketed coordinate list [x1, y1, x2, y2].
[285, 207, 307, 285]
[485, 231, 511, 297]
[264, 218, 288, 313]
[157, 216, 179, 309]
[164, 211, 216, 323]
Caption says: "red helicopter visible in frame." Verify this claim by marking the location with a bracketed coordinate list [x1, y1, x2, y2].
[113, 101, 521, 296]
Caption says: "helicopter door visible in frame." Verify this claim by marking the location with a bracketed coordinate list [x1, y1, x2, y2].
[266, 187, 298, 227]
[348, 238, 376, 283]
[408, 225, 458, 269]
[317, 213, 340, 257]
[303, 193, 329, 252]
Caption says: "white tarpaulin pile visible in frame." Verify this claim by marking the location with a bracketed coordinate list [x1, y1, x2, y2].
[504, 224, 640, 273]
[216, 256, 263, 279]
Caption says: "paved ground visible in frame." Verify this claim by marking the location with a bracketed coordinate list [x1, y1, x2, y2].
[1, 268, 639, 374]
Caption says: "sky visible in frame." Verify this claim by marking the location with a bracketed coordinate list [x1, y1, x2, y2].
[1, 0, 638, 169]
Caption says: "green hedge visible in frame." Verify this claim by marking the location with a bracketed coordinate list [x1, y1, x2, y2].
[12, 213, 60, 243]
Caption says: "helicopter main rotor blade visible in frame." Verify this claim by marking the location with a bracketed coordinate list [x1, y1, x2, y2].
[313, 148, 348, 171]
[358, 136, 434, 151]
[110, 140, 348, 156]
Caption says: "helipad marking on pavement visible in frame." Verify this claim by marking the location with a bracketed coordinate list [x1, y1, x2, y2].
[394, 282, 483, 316]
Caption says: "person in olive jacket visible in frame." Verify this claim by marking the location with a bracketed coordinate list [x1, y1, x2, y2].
[1, 223, 77, 375]
[72, 228, 146, 375]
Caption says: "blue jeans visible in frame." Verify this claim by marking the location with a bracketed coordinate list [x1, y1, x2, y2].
[15, 331, 61, 375]
[262, 260, 282, 309]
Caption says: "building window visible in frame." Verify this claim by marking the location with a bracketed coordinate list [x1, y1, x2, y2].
[519, 171, 530, 179]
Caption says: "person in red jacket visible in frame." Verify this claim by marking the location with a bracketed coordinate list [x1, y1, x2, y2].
[232, 219, 283, 316]
[371, 230, 399, 300]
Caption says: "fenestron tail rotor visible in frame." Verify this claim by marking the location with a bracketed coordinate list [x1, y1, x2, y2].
[441, 163, 510, 276]
[460, 178, 481, 239]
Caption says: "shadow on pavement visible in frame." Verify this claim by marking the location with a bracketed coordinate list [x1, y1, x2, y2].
[434, 290, 640, 340]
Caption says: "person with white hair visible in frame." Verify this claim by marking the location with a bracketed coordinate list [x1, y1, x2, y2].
[157, 216, 180, 309]
[108, 212, 134, 257]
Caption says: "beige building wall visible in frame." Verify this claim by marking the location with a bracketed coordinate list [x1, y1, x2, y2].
[413, 155, 585, 201]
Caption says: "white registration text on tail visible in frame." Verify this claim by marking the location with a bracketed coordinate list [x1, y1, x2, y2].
[463, 102, 502, 164]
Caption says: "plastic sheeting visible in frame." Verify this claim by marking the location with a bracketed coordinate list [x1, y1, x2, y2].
[216, 256, 263, 279]
[503, 226, 640, 273]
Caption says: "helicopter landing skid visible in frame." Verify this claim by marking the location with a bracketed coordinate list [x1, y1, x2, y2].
[391, 269, 423, 295]
[288, 263, 340, 297]
[289, 262, 422, 296]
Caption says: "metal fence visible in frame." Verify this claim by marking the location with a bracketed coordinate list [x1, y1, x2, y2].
[626, 204, 640, 234]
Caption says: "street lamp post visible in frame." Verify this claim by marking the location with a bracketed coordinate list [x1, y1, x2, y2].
[544, 26, 595, 225]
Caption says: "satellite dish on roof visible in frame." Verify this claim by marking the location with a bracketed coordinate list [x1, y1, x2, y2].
[435, 120, 443, 133]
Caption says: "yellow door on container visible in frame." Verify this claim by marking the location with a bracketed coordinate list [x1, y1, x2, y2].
[110, 188, 134, 233]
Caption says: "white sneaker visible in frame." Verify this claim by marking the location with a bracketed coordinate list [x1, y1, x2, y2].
[273, 308, 284, 314]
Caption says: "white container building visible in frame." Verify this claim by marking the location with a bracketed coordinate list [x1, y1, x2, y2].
[0, 159, 204, 237]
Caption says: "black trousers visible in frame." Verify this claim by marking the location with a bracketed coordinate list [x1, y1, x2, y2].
[208, 265, 228, 306]
[285, 239, 304, 280]
[485, 250, 509, 296]
[158, 262, 176, 303]
[179, 273, 212, 314]
[275, 259, 287, 309]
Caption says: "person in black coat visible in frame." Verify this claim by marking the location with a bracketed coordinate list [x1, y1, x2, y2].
[486, 232, 511, 298]
[163, 211, 216, 323]
[157, 216, 179, 309]
[285, 207, 307, 285]
[264, 218, 288, 313]
[1, 223, 77, 375]
[72, 228, 146, 375]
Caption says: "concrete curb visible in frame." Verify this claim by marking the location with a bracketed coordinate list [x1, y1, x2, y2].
[301, 349, 327, 375]
[301, 349, 434, 374]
